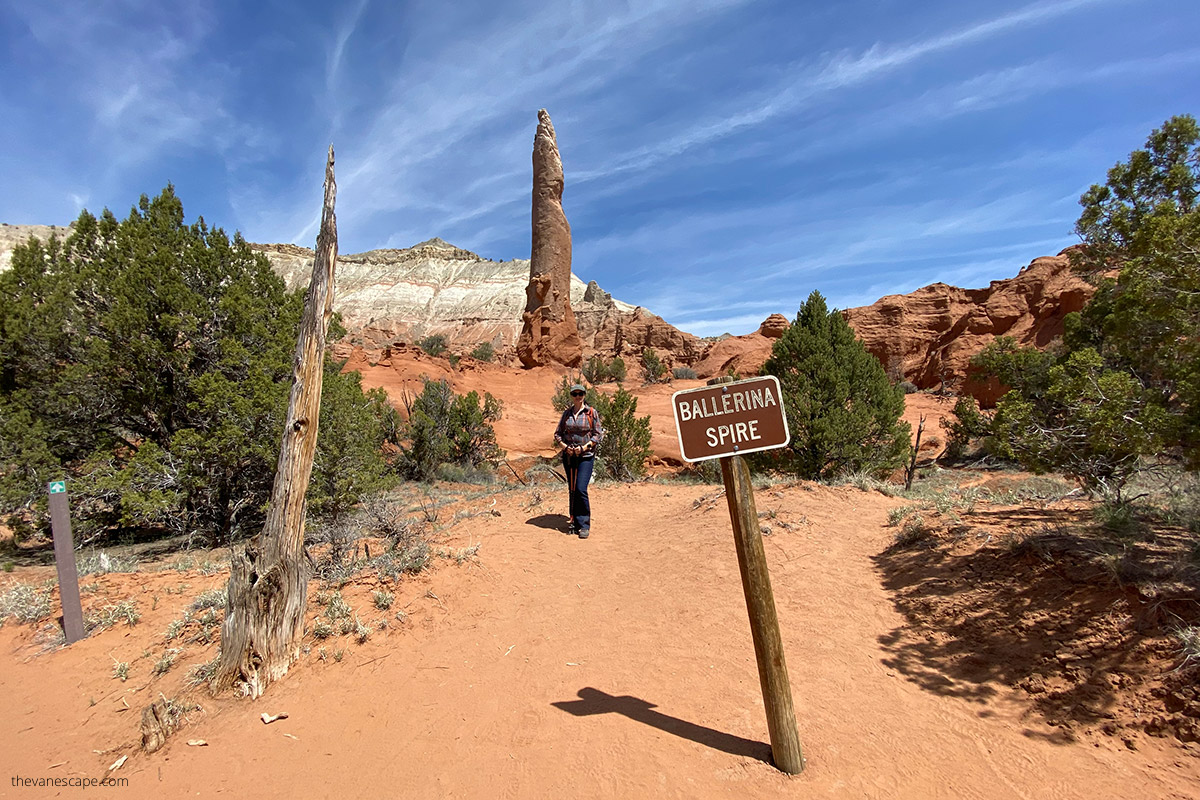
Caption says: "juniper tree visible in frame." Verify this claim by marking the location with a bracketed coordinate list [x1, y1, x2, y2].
[974, 116, 1200, 499]
[398, 378, 504, 481]
[761, 291, 910, 480]
[0, 186, 395, 542]
[1067, 114, 1200, 466]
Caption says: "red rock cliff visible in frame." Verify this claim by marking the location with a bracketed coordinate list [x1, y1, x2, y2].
[842, 248, 1092, 404]
[688, 249, 1093, 404]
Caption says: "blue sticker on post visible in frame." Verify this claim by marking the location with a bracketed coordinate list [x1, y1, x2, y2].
[48, 480, 67, 494]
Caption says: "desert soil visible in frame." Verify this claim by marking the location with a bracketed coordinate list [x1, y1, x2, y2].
[3, 477, 1197, 799]
[2, 365, 1196, 798]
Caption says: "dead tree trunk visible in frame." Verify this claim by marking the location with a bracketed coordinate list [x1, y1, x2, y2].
[215, 146, 339, 698]
[905, 414, 926, 491]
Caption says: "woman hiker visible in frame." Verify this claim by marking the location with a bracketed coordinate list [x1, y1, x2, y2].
[553, 384, 603, 538]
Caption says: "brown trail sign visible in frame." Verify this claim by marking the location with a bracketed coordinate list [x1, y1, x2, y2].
[671, 376, 804, 775]
[671, 375, 789, 462]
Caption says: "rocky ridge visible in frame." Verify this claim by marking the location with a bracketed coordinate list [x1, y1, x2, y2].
[689, 249, 1094, 403]
[0, 222, 1092, 397]
[845, 248, 1093, 403]
[259, 236, 646, 357]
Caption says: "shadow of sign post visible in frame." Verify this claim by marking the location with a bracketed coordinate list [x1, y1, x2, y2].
[552, 687, 771, 763]
[670, 376, 805, 775]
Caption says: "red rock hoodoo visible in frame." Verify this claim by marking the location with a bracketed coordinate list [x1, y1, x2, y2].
[516, 109, 583, 368]
[758, 313, 790, 339]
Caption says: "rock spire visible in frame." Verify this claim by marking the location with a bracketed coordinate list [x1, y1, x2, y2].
[516, 109, 583, 368]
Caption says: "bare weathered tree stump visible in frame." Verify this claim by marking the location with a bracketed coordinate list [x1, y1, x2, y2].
[140, 699, 175, 753]
[214, 146, 339, 698]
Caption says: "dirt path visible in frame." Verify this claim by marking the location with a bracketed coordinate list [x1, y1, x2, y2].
[3, 481, 1195, 798]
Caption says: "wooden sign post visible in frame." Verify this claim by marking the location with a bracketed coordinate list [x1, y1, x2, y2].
[47, 480, 85, 644]
[671, 376, 804, 774]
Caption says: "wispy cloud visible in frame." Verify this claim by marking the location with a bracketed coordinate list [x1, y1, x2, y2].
[267, 0, 758, 246]
[3, 0, 1194, 340]
[236, 0, 1133, 253]
[572, 0, 1122, 184]
[12, 3, 227, 161]
[327, 0, 370, 93]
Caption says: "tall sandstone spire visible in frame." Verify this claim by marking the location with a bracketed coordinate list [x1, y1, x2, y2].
[516, 109, 583, 368]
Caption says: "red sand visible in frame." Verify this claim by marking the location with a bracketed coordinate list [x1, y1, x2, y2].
[3, 363, 1194, 798]
[3, 480, 1195, 799]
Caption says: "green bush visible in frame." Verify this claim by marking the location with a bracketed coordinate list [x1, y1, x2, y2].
[592, 387, 653, 481]
[641, 349, 668, 384]
[469, 342, 495, 362]
[399, 378, 504, 481]
[672, 366, 699, 380]
[761, 291, 911, 480]
[309, 363, 401, 522]
[976, 342, 1169, 502]
[608, 357, 627, 383]
[418, 335, 448, 357]
[582, 355, 627, 384]
[583, 356, 608, 385]
[941, 396, 992, 461]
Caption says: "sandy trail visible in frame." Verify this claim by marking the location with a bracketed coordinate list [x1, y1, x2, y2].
[6, 480, 1191, 798]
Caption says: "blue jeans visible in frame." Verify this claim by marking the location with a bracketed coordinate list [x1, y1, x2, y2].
[563, 455, 593, 530]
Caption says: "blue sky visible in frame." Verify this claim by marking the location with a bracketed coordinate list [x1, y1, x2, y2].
[1, 0, 1196, 336]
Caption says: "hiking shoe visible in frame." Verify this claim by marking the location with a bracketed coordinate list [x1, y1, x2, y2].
[566, 521, 578, 535]
[577, 527, 590, 539]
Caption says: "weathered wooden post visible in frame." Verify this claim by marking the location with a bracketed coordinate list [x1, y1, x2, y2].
[47, 480, 85, 644]
[671, 375, 804, 774]
[215, 145, 339, 698]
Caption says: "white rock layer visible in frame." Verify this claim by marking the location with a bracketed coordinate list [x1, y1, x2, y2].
[0, 225, 634, 353]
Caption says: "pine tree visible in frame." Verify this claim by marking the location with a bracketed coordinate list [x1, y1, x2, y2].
[761, 291, 910, 479]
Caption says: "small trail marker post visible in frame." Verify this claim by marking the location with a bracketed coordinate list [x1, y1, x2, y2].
[671, 375, 804, 774]
[47, 480, 85, 644]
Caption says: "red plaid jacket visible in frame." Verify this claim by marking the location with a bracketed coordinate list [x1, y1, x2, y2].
[554, 404, 603, 457]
